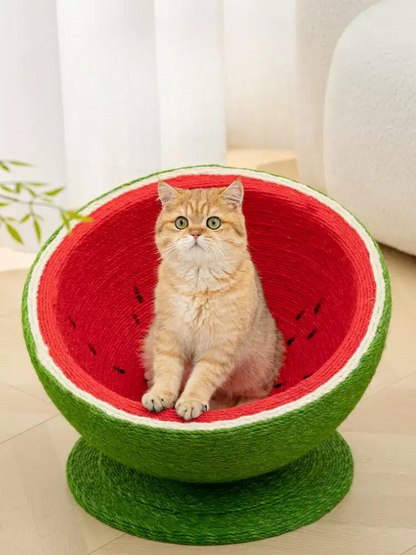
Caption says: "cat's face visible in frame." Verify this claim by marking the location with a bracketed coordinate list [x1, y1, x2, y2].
[155, 180, 247, 268]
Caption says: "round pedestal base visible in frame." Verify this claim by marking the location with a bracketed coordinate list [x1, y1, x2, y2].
[67, 432, 353, 545]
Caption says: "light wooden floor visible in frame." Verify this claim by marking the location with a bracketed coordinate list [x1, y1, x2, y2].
[1, 152, 415, 555]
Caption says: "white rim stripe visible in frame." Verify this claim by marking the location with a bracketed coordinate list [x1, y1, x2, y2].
[27, 166, 385, 431]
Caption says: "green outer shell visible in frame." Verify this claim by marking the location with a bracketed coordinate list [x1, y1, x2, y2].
[22, 165, 391, 484]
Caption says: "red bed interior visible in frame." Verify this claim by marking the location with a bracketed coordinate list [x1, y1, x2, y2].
[37, 173, 376, 423]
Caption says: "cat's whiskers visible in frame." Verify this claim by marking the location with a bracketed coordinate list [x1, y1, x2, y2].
[160, 243, 179, 263]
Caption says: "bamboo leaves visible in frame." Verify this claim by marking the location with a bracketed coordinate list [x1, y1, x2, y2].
[0, 160, 91, 244]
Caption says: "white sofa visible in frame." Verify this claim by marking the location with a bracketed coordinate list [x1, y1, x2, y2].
[295, 0, 380, 191]
[296, 0, 416, 255]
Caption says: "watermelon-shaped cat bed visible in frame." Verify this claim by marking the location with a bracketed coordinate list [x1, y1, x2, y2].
[23, 166, 391, 545]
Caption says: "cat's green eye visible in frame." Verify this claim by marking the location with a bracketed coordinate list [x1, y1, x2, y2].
[207, 216, 222, 230]
[175, 217, 188, 230]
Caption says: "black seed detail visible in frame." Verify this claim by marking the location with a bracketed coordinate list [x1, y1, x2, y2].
[113, 365, 125, 374]
[273, 382, 285, 389]
[88, 343, 96, 355]
[68, 316, 76, 328]
[303, 374, 313, 380]
[307, 329, 317, 340]
[314, 302, 322, 314]
[133, 313, 140, 325]
[296, 310, 304, 320]
[134, 286, 143, 303]
[287, 337, 295, 346]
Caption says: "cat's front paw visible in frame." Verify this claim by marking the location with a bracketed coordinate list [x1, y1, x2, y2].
[142, 388, 177, 412]
[175, 398, 209, 420]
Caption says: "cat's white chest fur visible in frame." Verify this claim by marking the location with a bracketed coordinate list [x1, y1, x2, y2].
[171, 268, 227, 356]
[172, 292, 217, 354]
[176, 293, 213, 325]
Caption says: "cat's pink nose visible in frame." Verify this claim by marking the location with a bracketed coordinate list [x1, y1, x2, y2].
[191, 232, 201, 240]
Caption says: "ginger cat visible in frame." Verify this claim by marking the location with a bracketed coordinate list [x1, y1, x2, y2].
[141, 179, 284, 420]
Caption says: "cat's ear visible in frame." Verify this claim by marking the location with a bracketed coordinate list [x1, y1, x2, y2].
[222, 179, 244, 209]
[158, 181, 178, 206]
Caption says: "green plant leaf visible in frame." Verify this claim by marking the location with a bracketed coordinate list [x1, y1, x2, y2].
[33, 220, 42, 242]
[61, 213, 71, 232]
[6, 224, 23, 244]
[22, 185, 37, 197]
[9, 160, 32, 167]
[66, 211, 93, 222]
[0, 202, 9, 207]
[0, 162, 10, 172]
[7, 217, 17, 222]
[15, 182, 22, 193]
[1, 184, 15, 193]
[19, 214, 31, 223]
[30, 182, 45, 187]
[45, 187, 64, 197]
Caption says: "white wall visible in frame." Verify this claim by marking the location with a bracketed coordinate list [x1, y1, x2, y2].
[0, 0, 66, 251]
[57, 0, 161, 207]
[155, 0, 226, 168]
[224, 0, 296, 149]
